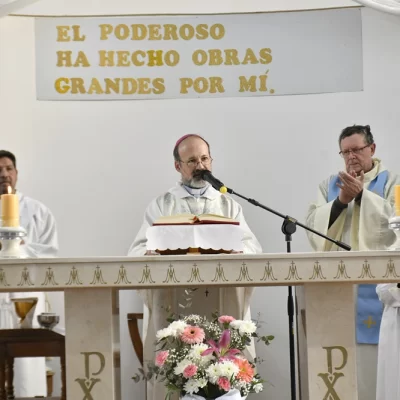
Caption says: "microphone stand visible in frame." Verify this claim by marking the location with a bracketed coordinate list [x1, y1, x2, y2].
[224, 186, 351, 400]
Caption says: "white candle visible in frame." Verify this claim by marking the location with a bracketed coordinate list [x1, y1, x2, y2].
[1, 186, 19, 227]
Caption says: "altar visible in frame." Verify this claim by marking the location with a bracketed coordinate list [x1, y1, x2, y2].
[0, 251, 398, 399]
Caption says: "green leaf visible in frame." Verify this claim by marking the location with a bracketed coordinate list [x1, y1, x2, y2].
[160, 342, 168, 350]
[166, 382, 180, 391]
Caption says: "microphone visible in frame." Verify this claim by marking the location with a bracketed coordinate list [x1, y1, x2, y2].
[200, 170, 228, 193]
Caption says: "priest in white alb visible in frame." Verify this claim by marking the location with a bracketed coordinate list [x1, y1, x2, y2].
[0, 150, 58, 397]
[128, 134, 262, 400]
[375, 283, 400, 400]
[305, 125, 400, 400]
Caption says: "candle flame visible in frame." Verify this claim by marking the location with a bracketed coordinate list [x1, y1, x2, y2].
[7, 186, 11, 195]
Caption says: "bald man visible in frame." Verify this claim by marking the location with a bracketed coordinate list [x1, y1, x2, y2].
[128, 134, 261, 400]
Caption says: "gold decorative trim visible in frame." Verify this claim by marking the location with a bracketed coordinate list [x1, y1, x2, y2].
[212, 263, 229, 283]
[114, 265, 131, 284]
[66, 266, 83, 286]
[0, 268, 10, 287]
[382, 259, 400, 278]
[163, 264, 180, 283]
[285, 261, 302, 281]
[358, 260, 375, 279]
[17, 267, 34, 287]
[309, 261, 326, 280]
[236, 262, 253, 282]
[334, 261, 351, 279]
[90, 266, 107, 285]
[138, 265, 155, 284]
[187, 263, 204, 283]
[41, 267, 59, 286]
[260, 262, 277, 281]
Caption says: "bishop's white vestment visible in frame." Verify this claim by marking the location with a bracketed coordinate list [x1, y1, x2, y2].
[128, 183, 262, 400]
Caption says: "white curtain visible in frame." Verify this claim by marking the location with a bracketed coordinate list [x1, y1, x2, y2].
[354, 0, 400, 15]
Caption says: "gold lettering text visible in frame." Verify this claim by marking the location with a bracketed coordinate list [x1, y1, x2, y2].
[56, 26, 70, 42]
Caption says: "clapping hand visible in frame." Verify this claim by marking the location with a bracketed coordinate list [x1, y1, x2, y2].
[337, 170, 364, 204]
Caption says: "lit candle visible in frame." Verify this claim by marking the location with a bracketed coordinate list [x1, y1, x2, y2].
[1, 186, 19, 227]
[395, 185, 400, 217]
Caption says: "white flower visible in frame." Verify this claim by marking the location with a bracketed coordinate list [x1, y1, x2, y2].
[233, 380, 247, 390]
[184, 314, 203, 324]
[230, 319, 257, 336]
[199, 353, 214, 367]
[218, 360, 239, 378]
[229, 320, 241, 330]
[205, 364, 220, 384]
[187, 343, 214, 366]
[168, 320, 188, 337]
[184, 378, 207, 394]
[253, 383, 263, 393]
[198, 378, 207, 389]
[205, 360, 239, 383]
[174, 358, 192, 375]
[156, 327, 174, 341]
[184, 379, 200, 394]
[188, 343, 209, 359]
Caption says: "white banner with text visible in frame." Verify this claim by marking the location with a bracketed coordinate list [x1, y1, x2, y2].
[34, 8, 363, 101]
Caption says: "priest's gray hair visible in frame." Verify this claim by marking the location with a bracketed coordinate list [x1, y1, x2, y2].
[0, 150, 17, 168]
[339, 125, 374, 147]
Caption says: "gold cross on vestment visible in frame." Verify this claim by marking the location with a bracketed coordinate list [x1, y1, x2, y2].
[363, 316, 376, 329]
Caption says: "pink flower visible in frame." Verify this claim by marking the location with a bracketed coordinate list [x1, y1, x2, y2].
[180, 326, 205, 344]
[218, 376, 231, 391]
[155, 350, 169, 367]
[201, 330, 240, 360]
[218, 315, 236, 324]
[183, 364, 198, 378]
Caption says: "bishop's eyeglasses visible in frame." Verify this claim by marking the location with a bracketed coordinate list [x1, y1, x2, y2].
[179, 156, 213, 168]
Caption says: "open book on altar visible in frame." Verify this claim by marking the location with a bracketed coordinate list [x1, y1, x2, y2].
[152, 213, 240, 226]
[146, 216, 244, 254]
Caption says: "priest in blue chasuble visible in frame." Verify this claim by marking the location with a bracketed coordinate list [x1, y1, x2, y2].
[306, 125, 400, 400]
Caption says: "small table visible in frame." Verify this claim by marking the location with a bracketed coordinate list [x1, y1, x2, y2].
[0, 329, 66, 400]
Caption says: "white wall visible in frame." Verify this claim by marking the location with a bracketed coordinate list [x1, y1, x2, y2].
[1, 3, 400, 400]
[10, 0, 358, 15]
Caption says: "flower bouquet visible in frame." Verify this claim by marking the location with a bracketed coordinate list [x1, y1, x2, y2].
[148, 313, 274, 400]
